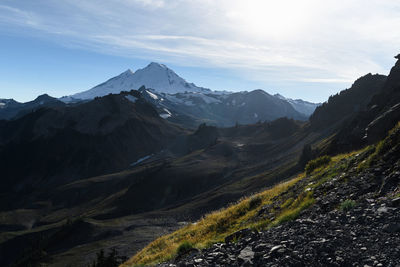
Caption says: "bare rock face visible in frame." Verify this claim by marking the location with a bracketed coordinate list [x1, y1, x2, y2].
[365, 102, 400, 144]
[312, 55, 400, 155]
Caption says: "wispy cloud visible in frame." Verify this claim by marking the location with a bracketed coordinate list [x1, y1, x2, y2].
[0, 0, 399, 97]
[0, 4, 40, 27]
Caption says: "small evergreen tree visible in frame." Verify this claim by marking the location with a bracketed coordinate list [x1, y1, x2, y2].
[89, 248, 127, 267]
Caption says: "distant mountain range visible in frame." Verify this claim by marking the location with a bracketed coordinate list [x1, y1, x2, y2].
[0, 94, 65, 120]
[139, 87, 310, 127]
[0, 62, 319, 126]
[274, 93, 320, 117]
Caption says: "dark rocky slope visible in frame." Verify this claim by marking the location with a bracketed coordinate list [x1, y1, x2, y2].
[310, 73, 387, 130]
[155, 123, 400, 267]
[313, 55, 400, 155]
[0, 91, 183, 208]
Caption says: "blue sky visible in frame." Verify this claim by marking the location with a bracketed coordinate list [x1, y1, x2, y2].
[0, 0, 399, 103]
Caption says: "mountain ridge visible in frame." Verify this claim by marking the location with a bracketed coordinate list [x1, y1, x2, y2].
[1, 62, 319, 125]
[0, 94, 66, 120]
[60, 62, 319, 120]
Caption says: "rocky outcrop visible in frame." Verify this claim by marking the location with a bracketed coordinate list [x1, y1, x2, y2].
[309, 73, 386, 131]
[365, 103, 400, 143]
[319, 56, 400, 155]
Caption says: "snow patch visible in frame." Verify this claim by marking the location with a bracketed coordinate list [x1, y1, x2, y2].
[184, 100, 195, 106]
[160, 108, 172, 119]
[274, 93, 319, 116]
[184, 92, 221, 104]
[163, 108, 172, 115]
[130, 155, 152, 167]
[146, 90, 158, 100]
[160, 113, 171, 119]
[0, 103, 5, 108]
[59, 96, 80, 103]
[212, 90, 232, 96]
[254, 113, 258, 118]
[125, 95, 137, 103]
[166, 92, 220, 105]
[163, 94, 194, 106]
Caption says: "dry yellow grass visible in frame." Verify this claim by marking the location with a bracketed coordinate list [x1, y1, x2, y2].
[121, 146, 369, 267]
[121, 173, 304, 266]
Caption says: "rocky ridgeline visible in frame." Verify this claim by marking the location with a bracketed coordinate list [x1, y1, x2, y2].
[159, 132, 400, 266]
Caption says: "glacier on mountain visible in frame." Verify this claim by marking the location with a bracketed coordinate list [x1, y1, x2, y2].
[69, 62, 210, 100]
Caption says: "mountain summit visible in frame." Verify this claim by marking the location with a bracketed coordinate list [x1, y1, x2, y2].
[69, 62, 209, 100]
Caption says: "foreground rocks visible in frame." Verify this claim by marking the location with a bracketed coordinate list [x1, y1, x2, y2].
[159, 151, 400, 266]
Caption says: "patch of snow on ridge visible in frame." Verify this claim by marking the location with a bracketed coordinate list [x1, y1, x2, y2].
[273, 93, 319, 116]
[163, 94, 181, 104]
[130, 154, 152, 167]
[184, 100, 195, 106]
[196, 93, 221, 104]
[160, 108, 172, 119]
[146, 90, 158, 100]
[160, 113, 171, 119]
[125, 95, 137, 103]
[177, 92, 221, 104]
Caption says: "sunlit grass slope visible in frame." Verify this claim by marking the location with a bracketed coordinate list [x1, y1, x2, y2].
[121, 156, 357, 265]
[123, 123, 400, 266]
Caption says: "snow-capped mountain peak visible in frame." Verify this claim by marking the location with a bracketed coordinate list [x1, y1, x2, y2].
[148, 62, 167, 69]
[68, 62, 210, 100]
[273, 93, 320, 116]
[122, 69, 134, 75]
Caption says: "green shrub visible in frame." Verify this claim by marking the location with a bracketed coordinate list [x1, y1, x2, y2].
[281, 198, 294, 209]
[176, 241, 193, 256]
[339, 199, 356, 211]
[214, 217, 229, 233]
[272, 191, 315, 226]
[89, 248, 127, 267]
[305, 155, 331, 175]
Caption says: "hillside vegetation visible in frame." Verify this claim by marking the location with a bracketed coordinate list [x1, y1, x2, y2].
[122, 122, 400, 266]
